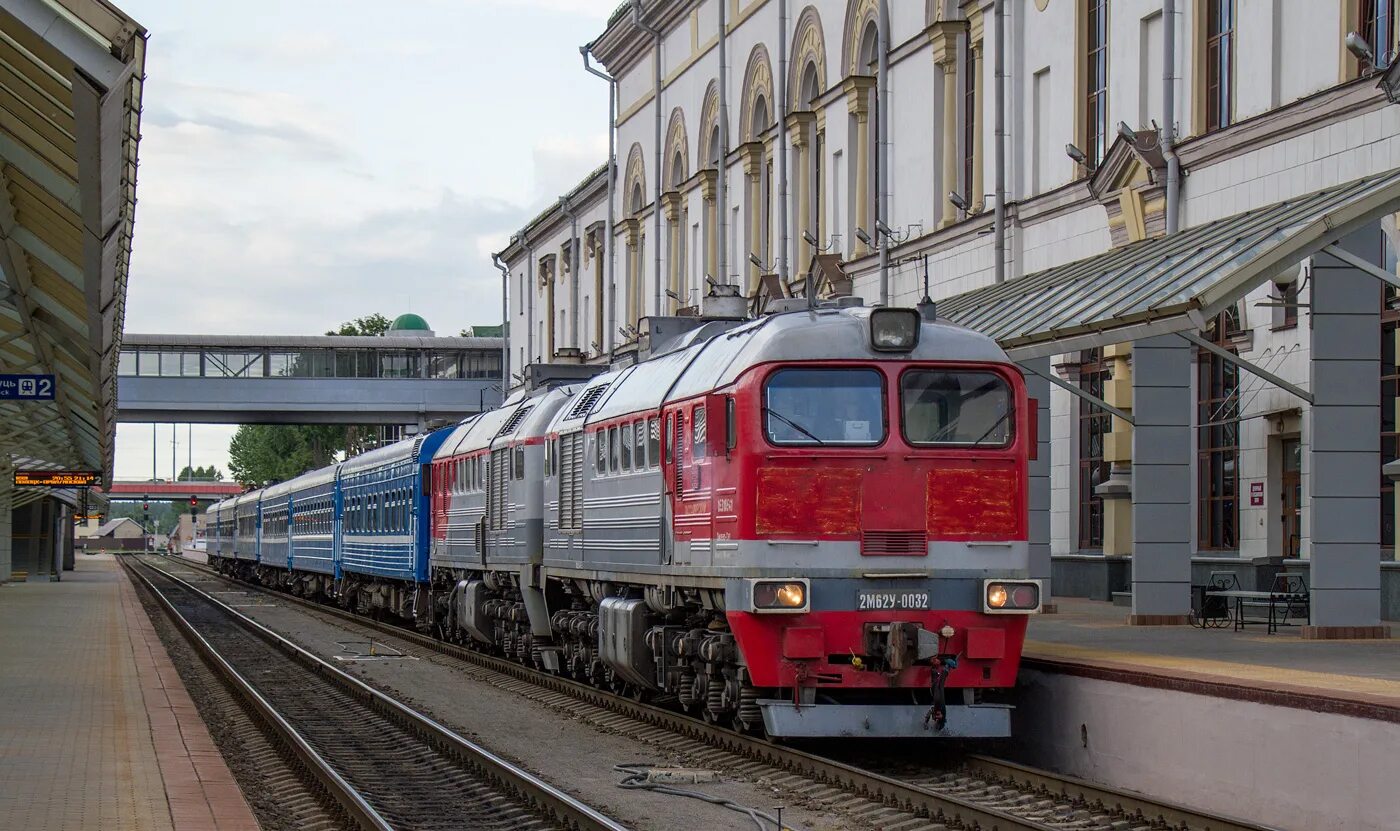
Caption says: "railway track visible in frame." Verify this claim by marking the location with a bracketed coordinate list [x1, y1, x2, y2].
[158, 554, 1280, 831]
[122, 557, 628, 831]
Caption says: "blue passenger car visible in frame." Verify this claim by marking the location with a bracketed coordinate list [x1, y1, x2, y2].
[287, 467, 337, 576]
[337, 428, 452, 583]
[258, 480, 294, 573]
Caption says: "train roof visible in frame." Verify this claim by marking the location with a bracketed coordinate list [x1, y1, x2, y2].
[339, 426, 453, 477]
[432, 385, 576, 459]
[580, 306, 1007, 423]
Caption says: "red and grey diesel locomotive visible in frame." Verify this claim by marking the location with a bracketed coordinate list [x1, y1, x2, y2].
[208, 301, 1042, 738]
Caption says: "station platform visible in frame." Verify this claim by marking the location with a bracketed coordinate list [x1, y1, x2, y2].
[0, 553, 258, 831]
[1024, 597, 1400, 720]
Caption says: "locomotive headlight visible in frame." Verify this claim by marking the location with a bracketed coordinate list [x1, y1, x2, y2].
[869, 308, 921, 352]
[749, 579, 810, 613]
[983, 580, 1043, 614]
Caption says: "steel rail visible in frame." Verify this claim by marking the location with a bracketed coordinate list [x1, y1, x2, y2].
[125, 557, 630, 831]
[123, 558, 393, 831]
[961, 755, 1285, 831]
[169, 555, 1276, 831]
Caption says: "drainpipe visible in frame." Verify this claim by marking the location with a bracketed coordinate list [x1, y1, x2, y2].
[1162, 0, 1181, 234]
[524, 237, 536, 365]
[778, 0, 791, 294]
[877, 0, 891, 306]
[491, 252, 509, 392]
[718, 0, 729, 289]
[560, 196, 581, 350]
[581, 43, 617, 351]
[631, 0, 663, 317]
[994, 0, 1006, 283]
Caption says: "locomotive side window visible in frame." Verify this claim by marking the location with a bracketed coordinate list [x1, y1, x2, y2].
[901, 370, 1013, 446]
[692, 405, 707, 456]
[764, 368, 885, 446]
[608, 426, 619, 473]
[635, 419, 649, 469]
[594, 431, 606, 473]
[621, 422, 634, 471]
[664, 413, 674, 463]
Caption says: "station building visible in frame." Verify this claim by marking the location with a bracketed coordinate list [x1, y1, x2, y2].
[498, 0, 1400, 631]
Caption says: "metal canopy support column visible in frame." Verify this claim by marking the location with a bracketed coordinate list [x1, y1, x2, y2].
[1130, 334, 1192, 624]
[1305, 225, 1391, 638]
[0, 462, 11, 583]
[1022, 357, 1053, 609]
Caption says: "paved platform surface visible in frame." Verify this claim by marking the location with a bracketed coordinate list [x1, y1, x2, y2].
[0, 553, 258, 831]
[1026, 597, 1400, 717]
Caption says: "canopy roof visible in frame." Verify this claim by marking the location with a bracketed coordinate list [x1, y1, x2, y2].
[0, 0, 145, 476]
[938, 168, 1400, 360]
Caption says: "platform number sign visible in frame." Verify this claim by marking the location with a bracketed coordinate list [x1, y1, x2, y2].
[0, 373, 55, 400]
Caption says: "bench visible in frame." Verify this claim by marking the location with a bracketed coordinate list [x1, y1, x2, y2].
[1205, 572, 1310, 634]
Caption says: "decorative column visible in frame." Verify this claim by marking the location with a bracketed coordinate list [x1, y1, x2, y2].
[787, 112, 815, 275]
[930, 22, 961, 229]
[661, 192, 683, 312]
[1023, 358, 1055, 611]
[1098, 343, 1134, 555]
[699, 170, 717, 284]
[738, 142, 764, 292]
[1305, 224, 1390, 638]
[1130, 334, 1192, 625]
[843, 78, 873, 253]
[622, 218, 641, 327]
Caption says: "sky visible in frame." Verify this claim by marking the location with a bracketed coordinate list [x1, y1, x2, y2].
[113, 0, 619, 480]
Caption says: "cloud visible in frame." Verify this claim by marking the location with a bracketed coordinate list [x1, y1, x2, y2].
[531, 133, 609, 203]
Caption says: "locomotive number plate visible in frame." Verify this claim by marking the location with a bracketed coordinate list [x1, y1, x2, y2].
[856, 591, 930, 611]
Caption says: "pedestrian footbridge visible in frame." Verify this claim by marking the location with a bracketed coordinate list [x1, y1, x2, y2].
[116, 334, 505, 427]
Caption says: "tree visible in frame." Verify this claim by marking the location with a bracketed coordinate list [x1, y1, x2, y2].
[228, 424, 343, 487]
[327, 313, 391, 337]
[177, 465, 224, 482]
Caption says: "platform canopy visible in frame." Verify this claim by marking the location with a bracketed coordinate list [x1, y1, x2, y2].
[939, 167, 1400, 360]
[0, 0, 145, 476]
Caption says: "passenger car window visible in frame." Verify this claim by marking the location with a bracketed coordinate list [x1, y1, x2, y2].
[901, 370, 1013, 446]
[764, 368, 886, 445]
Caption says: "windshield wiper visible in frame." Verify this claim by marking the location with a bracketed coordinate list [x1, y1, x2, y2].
[969, 408, 1012, 448]
[763, 408, 826, 445]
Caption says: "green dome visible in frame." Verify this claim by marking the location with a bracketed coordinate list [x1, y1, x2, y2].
[388, 313, 431, 332]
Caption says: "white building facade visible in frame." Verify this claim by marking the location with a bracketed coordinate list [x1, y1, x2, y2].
[499, 0, 1400, 578]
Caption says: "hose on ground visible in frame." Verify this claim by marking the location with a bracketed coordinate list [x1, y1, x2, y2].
[614, 763, 800, 831]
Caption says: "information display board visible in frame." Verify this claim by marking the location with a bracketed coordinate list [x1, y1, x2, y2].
[13, 470, 102, 488]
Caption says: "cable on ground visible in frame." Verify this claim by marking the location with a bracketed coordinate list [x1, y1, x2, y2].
[613, 763, 801, 831]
